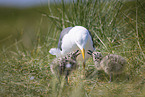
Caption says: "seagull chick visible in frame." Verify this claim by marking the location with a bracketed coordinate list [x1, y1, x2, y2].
[50, 50, 80, 84]
[88, 50, 127, 82]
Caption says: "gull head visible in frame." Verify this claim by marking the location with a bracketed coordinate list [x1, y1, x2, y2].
[74, 30, 89, 60]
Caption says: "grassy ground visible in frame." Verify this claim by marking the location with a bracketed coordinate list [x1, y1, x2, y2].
[0, 0, 145, 96]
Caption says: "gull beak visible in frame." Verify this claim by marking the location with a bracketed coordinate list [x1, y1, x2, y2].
[81, 48, 85, 59]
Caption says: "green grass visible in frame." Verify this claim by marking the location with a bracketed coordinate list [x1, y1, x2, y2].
[0, 0, 145, 96]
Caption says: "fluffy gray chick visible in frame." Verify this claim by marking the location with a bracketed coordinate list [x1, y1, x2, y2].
[50, 50, 80, 84]
[88, 50, 127, 82]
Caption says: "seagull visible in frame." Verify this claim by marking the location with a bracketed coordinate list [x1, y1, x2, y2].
[49, 26, 94, 70]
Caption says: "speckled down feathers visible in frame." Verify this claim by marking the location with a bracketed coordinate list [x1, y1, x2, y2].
[88, 51, 127, 75]
[50, 50, 80, 77]
[88, 51, 127, 82]
[100, 54, 127, 75]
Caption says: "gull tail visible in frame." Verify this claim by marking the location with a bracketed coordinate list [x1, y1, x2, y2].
[49, 48, 61, 57]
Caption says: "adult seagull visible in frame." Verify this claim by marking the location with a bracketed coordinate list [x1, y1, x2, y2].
[49, 26, 94, 69]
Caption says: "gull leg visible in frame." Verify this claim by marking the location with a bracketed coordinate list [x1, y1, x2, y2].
[83, 62, 86, 78]
[83, 62, 85, 70]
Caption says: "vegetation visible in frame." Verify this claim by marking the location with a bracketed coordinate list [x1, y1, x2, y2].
[0, 0, 145, 96]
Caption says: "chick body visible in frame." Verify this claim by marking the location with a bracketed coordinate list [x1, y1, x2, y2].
[88, 50, 127, 82]
[50, 50, 80, 83]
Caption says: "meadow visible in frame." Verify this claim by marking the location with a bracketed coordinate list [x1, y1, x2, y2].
[0, 0, 145, 96]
